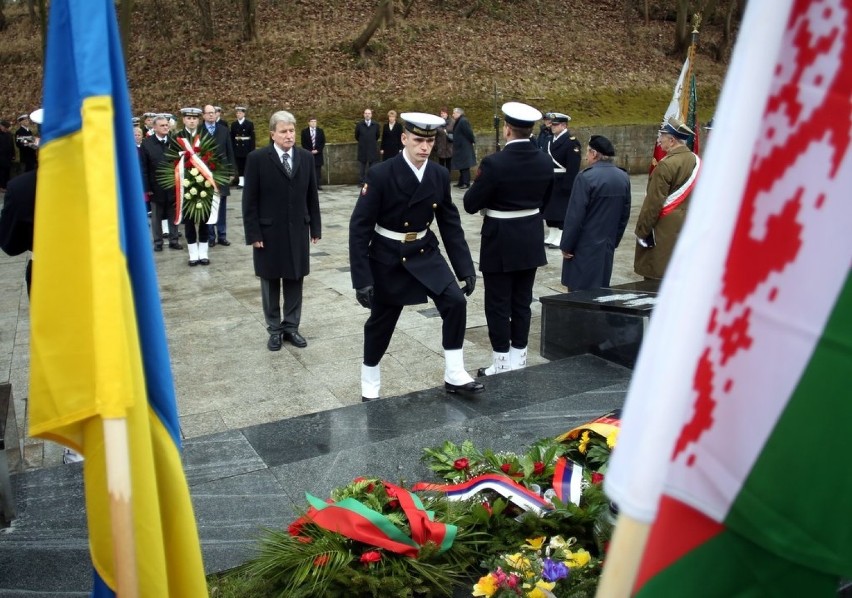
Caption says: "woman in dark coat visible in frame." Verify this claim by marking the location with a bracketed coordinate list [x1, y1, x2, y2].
[450, 107, 476, 188]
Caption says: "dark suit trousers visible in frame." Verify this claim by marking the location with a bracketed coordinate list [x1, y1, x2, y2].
[184, 220, 209, 243]
[150, 201, 178, 245]
[483, 269, 537, 352]
[261, 277, 304, 335]
[207, 195, 227, 241]
[363, 283, 467, 366]
[358, 161, 375, 185]
[315, 164, 323, 188]
[236, 156, 247, 178]
[457, 168, 471, 186]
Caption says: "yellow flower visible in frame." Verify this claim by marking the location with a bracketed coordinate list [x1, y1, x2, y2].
[524, 536, 546, 551]
[606, 429, 619, 449]
[578, 431, 591, 454]
[526, 580, 556, 598]
[472, 574, 499, 597]
[504, 552, 532, 572]
[565, 548, 591, 568]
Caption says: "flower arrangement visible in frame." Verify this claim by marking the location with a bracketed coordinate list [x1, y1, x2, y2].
[156, 133, 232, 226]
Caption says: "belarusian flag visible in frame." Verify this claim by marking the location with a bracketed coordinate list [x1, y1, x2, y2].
[605, 0, 852, 593]
[649, 54, 690, 173]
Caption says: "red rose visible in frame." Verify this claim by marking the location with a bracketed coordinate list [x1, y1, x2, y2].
[314, 554, 329, 566]
[287, 521, 302, 536]
[591, 472, 605, 485]
[533, 461, 546, 475]
[388, 499, 400, 509]
[453, 457, 470, 470]
[500, 463, 512, 474]
[360, 551, 382, 563]
[481, 501, 492, 515]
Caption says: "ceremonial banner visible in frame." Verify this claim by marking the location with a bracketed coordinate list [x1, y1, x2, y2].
[29, 0, 206, 595]
[605, 0, 852, 593]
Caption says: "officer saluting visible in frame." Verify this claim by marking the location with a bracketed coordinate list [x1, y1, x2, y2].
[542, 112, 581, 247]
[463, 102, 554, 376]
[349, 112, 484, 402]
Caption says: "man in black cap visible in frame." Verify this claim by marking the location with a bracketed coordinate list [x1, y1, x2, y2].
[350, 112, 483, 401]
[542, 112, 581, 247]
[560, 135, 631, 291]
[231, 106, 256, 187]
[634, 116, 700, 280]
[463, 101, 554, 376]
[15, 114, 38, 172]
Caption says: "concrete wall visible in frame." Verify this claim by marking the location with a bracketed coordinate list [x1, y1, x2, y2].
[318, 123, 659, 185]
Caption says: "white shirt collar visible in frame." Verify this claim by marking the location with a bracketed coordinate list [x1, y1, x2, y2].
[402, 150, 427, 182]
[553, 129, 567, 141]
[505, 138, 528, 146]
[274, 145, 291, 161]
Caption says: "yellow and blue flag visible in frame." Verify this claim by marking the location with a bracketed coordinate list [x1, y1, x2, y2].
[28, 0, 207, 595]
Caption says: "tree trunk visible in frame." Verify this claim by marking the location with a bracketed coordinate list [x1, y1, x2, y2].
[240, 0, 257, 42]
[0, 0, 7, 33]
[27, 0, 35, 24]
[644, 0, 650, 26]
[118, 0, 133, 60]
[194, 0, 214, 38]
[464, 0, 484, 19]
[623, 0, 635, 45]
[36, 0, 46, 60]
[673, 0, 691, 56]
[402, 0, 415, 19]
[383, 0, 395, 28]
[352, 0, 391, 57]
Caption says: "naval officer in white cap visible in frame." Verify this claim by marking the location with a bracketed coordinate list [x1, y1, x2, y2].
[349, 112, 484, 402]
[463, 102, 554, 376]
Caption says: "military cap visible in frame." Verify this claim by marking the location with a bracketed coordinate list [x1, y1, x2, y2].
[400, 112, 445, 137]
[142, 112, 156, 118]
[131, 117, 141, 125]
[588, 134, 615, 157]
[29, 108, 44, 125]
[704, 117, 714, 130]
[659, 116, 694, 140]
[501, 101, 542, 128]
[180, 107, 203, 117]
[17, 114, 29, 122]
[549, 112, 571, 123]
[235, 106, 247, 112]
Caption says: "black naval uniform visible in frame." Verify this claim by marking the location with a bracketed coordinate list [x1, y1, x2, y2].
[230, 117, 256, 179]
[349, 154, 475, 366]
[15, 126, 37, 172]
[463, 139, 553, 352]
[542, 130, 582, 227]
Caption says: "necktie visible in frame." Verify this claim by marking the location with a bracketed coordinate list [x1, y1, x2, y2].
[282, 152, 292, 176]
[311, 129, 316, 146]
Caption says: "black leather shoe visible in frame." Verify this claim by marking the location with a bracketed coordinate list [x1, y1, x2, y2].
[188, 260, 199, 267]
[361, 396, 380, 402]
[218, 239, 231, 246]
[445, 380, 485, 396]
[283, 331, 307, 348]
[209, 238, 216, 247]
[199, 258, 210, 265]
[154, 244, 163, 252]
[267, 333, 282, 351]
[169, 241, 183, 250]
[476, 367, 489, 378]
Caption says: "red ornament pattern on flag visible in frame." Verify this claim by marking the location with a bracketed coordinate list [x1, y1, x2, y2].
[672, 0, 852, 466]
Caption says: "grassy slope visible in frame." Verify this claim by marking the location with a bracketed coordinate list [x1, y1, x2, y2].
[0, 0, 728, 142]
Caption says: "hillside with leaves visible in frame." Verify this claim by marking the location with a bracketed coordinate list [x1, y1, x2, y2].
[0, 0, 735, 141]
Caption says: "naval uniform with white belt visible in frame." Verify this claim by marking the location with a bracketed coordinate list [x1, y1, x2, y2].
[349, 112, 484, 401]
[463, 102, 555, 377]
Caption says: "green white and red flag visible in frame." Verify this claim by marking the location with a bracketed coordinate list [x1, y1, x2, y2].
[605, 0, 852, 594]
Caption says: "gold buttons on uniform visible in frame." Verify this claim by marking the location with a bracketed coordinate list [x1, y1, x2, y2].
[404, 222, 409, 227]
[420, 249, 424, 254]
[402, 257, 407, 263]
[432, 203, 437, 209]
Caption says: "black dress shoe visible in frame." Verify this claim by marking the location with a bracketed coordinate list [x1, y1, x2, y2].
[169, 241, 183, 250]
[445, 380, 485, 396]
[267, 333, 282, 351]
[361, 396, 380, 402]
[199, 258, 210, 265]
[154, 244, 163, 252]
[218, 239, 231, 246]
[209, 238, 216, 247]
[282, 331, 307, 348]
[458, 184, 470, 189]
[188, 260, 199, 267]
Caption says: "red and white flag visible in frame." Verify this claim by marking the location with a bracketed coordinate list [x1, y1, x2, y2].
[605, 0, 852, 593]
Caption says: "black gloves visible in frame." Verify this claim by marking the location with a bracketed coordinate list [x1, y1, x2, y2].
[356, 285, 374, 309]
[461, 275, 476, 297]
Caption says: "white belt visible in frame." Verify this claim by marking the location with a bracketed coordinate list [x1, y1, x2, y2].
[234, 136, 251, 140]
[374, 224, 428, 242]
[553, 167, 566, 173]
[483, 208, 540, 219]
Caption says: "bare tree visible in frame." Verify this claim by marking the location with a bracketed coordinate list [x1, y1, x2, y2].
[0, 0, 7, 33]
[118, 0, 134, 59]
[352, 0, 392, 57]
[383, 0, 395, 28]
[240, 0, 257, 42]
[194, 0, 214, 38]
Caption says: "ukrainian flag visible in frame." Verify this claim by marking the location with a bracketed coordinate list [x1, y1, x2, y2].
[28, 1, 207, 595]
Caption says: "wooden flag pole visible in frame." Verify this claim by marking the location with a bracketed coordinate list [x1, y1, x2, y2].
[595, 514, 650, 597]
[103, 417, 138, 598]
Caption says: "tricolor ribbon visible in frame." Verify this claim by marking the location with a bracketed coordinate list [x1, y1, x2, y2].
[413, 473, 554, 514]
[295, 482, 456, 557]
[551, 457, 584, 506]
[173, 135, 219, 224]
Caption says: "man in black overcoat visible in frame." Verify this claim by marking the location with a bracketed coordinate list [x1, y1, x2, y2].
[15, 115, 38, 172]
[349, 112, 484, 402]
[140, 115, 181, 251]
[243, 110, 321, 351]
[354, 108, 380, 187]
[230, 105, 256, 186]
[202, 104, 236, 247]
[542, 112, 581, 247]
[560, 135, 631, 291]
[300, 117, 326, 190]
[463, 102, 554, 376]
[0, 120, 14, 190]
